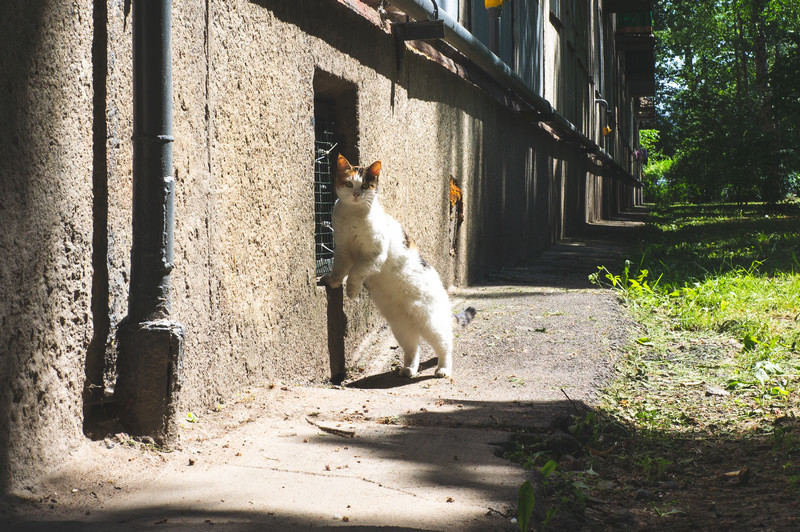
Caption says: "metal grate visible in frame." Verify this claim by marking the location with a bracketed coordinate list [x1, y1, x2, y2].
[314, 117, 337, 276]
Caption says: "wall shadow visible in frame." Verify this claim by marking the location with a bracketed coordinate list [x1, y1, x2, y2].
[83, 0, 112, 437]
[0, 1, 49, 494]
[250, 0, 395, 84]
[473, 207, 647, 290]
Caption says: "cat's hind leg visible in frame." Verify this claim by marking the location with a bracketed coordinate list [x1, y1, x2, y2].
[422, 318, 454, 378]
[392, 322, 421, 378]
[431, 338, 453, 378]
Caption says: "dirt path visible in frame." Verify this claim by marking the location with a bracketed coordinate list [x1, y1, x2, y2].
[1, 211, 647, 531]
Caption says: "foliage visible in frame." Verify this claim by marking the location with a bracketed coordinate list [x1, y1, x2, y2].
[652, 1, 800, 203]
[639, 129, 675, 204]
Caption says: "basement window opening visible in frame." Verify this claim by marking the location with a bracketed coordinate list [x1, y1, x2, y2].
[313, 111, 337, 277]
[312, 71, 359, 278]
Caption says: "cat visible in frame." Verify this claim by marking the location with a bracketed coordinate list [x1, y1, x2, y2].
[320, 154, 475, 378]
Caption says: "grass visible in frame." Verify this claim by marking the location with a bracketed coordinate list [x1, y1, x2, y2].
[508, 201, 800, 530]
[598, 202, 800, 431]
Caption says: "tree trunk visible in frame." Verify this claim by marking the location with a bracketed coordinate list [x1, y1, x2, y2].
[752, 0, 782, 204]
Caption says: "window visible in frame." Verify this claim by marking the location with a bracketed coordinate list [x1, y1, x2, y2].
[312, 71, 358, 278]
[313, 109, 337, 276]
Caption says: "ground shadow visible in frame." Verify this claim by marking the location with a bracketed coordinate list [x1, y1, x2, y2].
[1, 506, 433, 531]
[7, 402, 796, 530]
[346, 361, 439, 390]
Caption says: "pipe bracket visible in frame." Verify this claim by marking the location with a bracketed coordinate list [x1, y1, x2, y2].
[391, 20, 445, 74]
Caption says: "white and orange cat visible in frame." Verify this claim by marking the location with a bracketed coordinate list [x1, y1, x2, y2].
[321, 155, 475, 378]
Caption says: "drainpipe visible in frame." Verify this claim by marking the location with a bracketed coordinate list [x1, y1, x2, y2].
[114, 0, 184, 446]
[485, 0, 504, 54]
[389, 0, 638, 183]
[391, 0, 553, 117]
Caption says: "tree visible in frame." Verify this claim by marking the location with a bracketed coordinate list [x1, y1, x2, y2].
[653, 0, 800, 204]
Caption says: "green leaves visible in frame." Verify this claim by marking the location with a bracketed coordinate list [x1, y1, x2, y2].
[653, 0, 800, 203]
[600, 203, 799, 434]
[589, 261, 659, 296]
[753, 360, 783, 385]
[517, 480, 535, 532]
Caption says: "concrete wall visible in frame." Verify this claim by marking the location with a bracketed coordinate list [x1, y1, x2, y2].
[0, 0, 95, 490]
[0, 0, 641, 490]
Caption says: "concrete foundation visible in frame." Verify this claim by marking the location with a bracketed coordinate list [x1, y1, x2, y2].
[115, 320, 185, 446]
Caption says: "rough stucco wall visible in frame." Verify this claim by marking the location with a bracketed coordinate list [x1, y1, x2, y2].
[0, 0, 94, 489]
[167, 0, 575, 413]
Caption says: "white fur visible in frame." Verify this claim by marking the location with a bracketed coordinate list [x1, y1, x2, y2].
[322, 163, 455, 378]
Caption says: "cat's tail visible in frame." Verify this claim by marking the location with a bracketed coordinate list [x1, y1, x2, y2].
[454, 306, 476, 327]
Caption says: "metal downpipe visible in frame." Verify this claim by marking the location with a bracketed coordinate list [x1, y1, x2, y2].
[390, 0, 553, 117]
[129, 0, 175, 322]
[114, 0, 184, 446]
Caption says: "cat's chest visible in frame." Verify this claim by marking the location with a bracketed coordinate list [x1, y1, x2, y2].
[342, 222, 384, 254]
[333, 204, 390, 256]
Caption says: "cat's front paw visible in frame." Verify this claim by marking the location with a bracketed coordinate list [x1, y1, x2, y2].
[434, 366, 451, 378]
[319, 275, 341, 289]
[345, 282, 361, 299]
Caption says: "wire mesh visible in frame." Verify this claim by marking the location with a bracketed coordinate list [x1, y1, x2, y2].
[314, 117, 337, 276]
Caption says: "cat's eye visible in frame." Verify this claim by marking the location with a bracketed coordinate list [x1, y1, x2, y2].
[344, 182, 353, 188]
[361, 184, 369, 190]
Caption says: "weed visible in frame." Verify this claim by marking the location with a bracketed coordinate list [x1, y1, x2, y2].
[593, 203, 800, 431]
[517, 480, 535, 532]
[636, 456, 672, 483]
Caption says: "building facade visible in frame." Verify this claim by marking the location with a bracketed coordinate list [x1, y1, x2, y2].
[0, 0, 653, 489]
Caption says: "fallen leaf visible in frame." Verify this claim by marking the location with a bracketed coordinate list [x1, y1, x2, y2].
[705, 386, 730, 397]
[723, 466, 750, 486]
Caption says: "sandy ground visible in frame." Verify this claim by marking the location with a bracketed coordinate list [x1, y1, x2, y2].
[1, 211, 645, 531]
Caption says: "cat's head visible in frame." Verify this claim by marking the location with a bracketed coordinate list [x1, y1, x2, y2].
[335, 155, 381, 207]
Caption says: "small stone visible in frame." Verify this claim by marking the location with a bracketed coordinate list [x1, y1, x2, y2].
[634, 488, 651, 500]
[103, 438, 114, 449]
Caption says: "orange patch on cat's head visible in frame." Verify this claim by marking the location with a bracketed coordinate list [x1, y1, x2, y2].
[336, 155, 382, 189]
[361, 161, 381, 189]
[337, 154, 352, 174]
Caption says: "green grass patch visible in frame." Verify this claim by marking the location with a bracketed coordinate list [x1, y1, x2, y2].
[593, 202, 800, 431]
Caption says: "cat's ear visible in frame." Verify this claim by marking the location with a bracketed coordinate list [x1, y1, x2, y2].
[337, 154, 353, 175]
[366, 161, 381, 178]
